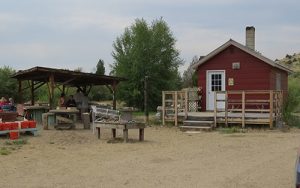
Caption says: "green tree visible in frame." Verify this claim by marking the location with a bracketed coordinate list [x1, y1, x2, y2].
[182, 56, 198, 88]
[96, 59, 105, 75]
[111, 18, 182, 110]
[90, 59, 111, 101]
[0, 66, 20, 102]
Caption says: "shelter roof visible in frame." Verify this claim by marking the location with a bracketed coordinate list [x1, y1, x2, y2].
[11, 66, 126, 86]
[192, 39, 292, 73]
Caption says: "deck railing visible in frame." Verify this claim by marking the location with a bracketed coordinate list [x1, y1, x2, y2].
[214, 90, 283, 128]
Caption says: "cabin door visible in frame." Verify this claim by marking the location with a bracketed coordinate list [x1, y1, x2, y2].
[206, 70, 225, 111]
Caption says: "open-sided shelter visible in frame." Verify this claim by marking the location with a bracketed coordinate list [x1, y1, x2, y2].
[12, 66, 126, 109]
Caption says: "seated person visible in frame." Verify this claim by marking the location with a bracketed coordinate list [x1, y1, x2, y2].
[0, 97, 8, 106]
[65, 95, 77, 107]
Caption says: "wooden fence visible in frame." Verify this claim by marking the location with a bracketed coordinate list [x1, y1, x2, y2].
[214, 90, 283, 128]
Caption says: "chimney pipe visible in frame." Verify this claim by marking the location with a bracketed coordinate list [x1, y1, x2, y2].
[246, 26, 255, 50]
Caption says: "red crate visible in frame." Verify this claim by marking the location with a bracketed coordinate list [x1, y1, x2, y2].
[21, 121, 30, 129]
[3, 122, 10, 130]
[28, 121, 37, 128]
[10, 122, 19, 130]
[9, 131, 19, 140]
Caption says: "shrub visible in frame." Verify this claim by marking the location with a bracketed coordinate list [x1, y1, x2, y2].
[283, 77, 300, 126]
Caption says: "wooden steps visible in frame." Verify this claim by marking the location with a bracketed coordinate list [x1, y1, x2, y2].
[180, 120, 213, 131]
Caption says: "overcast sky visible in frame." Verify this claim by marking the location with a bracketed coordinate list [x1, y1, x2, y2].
[1, 0, 299, 74]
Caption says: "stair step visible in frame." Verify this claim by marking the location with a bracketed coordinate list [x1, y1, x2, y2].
[183, 120, 214, 126]
[179, 126, 212, 130]
[184, 120, 213, 124]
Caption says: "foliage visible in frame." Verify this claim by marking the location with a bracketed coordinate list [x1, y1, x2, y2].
[89, 86, 112, 101]
[283, 77, 300, 125]
[0, 66, 23, 102]
[89, 59, 112, 101]
[182, 56, 198, 88]
[96, 59, 105, 75]
[111, 18, 182, 110]
[0, 147, 11, 155]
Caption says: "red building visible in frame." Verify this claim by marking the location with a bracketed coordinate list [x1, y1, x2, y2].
[193, 27, 291, 111]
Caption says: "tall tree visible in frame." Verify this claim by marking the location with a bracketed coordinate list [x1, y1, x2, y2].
[96, 59, 105, 75]
[90, 59, 111, 101]
[111, 18, 182, 110]
[182, 56, 198, 88]
[0, 66, 20, 102]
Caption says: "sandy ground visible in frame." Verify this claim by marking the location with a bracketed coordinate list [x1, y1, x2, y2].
[0, 125, 299, 188]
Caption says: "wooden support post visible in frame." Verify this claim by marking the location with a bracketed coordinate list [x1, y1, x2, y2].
[18, 80, 23, 103]
[214, 92, 217, 128]
[49, 74, 55, 109]
[31, 80, 34, 105]
[225, 91, 228, 127]
[112, 81, 117, 110]
[97, 128, 101, 139]
[242, 91, 245, 129]
[184, 90, 188, 120]
[112, 129, 116, 139]
[123, 129, 128, 143]
[269, 90, 274, 129]
[174, 91, 178, 126]
[139, 128, 144, 141]
[162, 91, 165, 126]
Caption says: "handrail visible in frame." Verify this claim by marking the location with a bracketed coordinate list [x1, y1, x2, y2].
[214, 90, 283, 128]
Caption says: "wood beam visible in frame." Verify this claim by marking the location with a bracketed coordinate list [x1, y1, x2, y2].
[31, 80, 34, 105]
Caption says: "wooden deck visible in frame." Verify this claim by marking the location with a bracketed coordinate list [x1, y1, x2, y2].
[162, 90, 283, 129]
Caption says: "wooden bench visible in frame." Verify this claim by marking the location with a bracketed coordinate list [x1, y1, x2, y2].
[95, 122, 145, 143]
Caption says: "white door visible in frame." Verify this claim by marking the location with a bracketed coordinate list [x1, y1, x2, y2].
[207, 71, 226, 111]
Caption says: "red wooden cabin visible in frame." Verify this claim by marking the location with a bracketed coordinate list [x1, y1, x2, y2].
[193, 27, 291, 111]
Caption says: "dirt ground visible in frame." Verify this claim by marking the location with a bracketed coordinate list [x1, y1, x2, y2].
[0, 125, 299, 188]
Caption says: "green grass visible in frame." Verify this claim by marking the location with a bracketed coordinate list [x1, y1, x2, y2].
[5, 139, 28, 146]
[0, 147, 11, 155]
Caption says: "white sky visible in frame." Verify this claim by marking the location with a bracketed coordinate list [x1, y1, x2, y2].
[0, 0, 299, 74]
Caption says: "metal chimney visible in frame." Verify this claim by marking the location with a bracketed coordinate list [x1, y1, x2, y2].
[246, 26, 255, 50]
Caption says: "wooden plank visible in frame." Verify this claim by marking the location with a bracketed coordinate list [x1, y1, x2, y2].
[179, 126, 212, 129]
[214, 92, 217, 128]
[225, 91, 228, 127]
[139, 129, 144, 141]
[242, 91, 245, 128]
[269, 90, 273, 129]
[123, 129, 128, 143]
[56, 116, 73, 124]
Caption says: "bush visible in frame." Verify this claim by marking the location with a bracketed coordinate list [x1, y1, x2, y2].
[283, 77, 300, 126]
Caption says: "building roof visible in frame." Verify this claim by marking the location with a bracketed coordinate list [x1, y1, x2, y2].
[192, 39, 292, 73]
[11, 66, 126, 86]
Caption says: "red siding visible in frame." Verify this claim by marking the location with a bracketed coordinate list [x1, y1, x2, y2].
[197, 45, 288, 111]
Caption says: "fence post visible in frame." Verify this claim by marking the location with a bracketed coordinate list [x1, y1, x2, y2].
[269, 90, 274, 129]
[242, 91, 245, 128]
[214, 92, 217, 128]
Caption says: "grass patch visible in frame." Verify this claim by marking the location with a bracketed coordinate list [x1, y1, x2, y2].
[5, 139, 28, 146]
[0, 147, 11, 155]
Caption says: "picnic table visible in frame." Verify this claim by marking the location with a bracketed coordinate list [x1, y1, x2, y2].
[24, 105, 50, 124]
[95, 121, 145, 143]
[49, 108, 79, 129]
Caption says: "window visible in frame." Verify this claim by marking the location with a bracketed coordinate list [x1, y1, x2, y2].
[211, 74, 222, 91]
